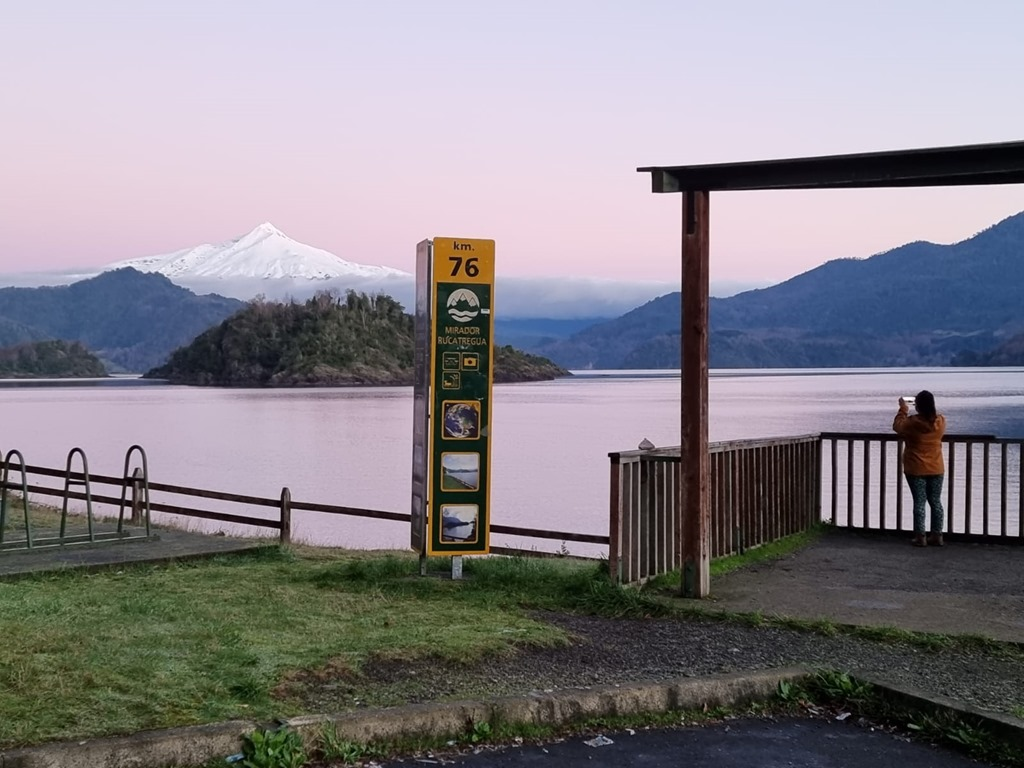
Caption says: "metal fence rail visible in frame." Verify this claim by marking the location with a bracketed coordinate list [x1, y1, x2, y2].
[822, 432, 1023, 539]
[1, 446, 607, 558]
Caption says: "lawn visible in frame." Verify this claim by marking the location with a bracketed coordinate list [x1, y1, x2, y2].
[0, 545, 633, 748]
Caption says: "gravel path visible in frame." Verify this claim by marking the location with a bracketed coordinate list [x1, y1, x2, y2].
[292, 612, 1024, 719]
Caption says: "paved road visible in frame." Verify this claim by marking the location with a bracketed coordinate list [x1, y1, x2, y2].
[382, 717, 994, 767]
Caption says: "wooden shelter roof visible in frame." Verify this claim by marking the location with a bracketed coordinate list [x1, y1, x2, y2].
[638, 139, 1024, 193]
[634, 137, 1024, 598]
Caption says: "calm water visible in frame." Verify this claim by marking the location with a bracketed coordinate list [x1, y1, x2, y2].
[2, 368, 1023, 552]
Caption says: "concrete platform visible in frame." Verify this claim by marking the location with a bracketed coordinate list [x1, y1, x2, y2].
[707, 528, 1024, 643]
[0, 524, 269, 580]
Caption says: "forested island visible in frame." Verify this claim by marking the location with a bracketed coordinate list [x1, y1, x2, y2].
[0, 340, 107, 378]
[145, 292, 569, 386]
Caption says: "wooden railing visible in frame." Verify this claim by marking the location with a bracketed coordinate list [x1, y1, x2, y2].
[1, 449, 607, 557]
[608, 435, 821, 585]
[609, 431, 1024, 585]
[15, 431, 1019, 581]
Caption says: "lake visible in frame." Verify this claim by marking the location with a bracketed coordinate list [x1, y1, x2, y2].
[1, 368, 1023, 552]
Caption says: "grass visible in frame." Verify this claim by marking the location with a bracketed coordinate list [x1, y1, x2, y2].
[710, 525, 830, 577]
[3, 511, 1021, 757]
[644, 524, 829, 593]
[0, 545, 663, 748]
[1, 493, 147, 537]
[0, 495, 66, 532]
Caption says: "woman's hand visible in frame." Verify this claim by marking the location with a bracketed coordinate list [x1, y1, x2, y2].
[898, 397, 909, 413]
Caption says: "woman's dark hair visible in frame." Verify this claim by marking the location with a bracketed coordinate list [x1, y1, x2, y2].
[916, 390, 937, 423]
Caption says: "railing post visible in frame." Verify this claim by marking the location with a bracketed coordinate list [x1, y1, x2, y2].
[280, 487, 292, 545]
[130, 467, 143, 526]
[608, 453, 622, 584]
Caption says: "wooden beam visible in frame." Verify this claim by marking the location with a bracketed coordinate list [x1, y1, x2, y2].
[680, 190, 711, 597]
[640, 139, 1024, 193]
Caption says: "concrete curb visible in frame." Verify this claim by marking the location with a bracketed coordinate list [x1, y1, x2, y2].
[8, 668, 1022, 768]
[0, 668, 808, 768]
[853, 673, 1024, 752]
[0, 720, 256, 768]
[286, 666, 809, 743]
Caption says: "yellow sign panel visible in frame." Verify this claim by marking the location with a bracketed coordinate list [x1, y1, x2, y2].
[426, 237, 495, 556]
[432, 238, 495, 285]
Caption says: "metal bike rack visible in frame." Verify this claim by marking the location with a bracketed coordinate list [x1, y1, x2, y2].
[0, 445, 157, 554]
[60, 447, 96, 543]
[0, 449, 33, 550]
[118, 444, 151, 538]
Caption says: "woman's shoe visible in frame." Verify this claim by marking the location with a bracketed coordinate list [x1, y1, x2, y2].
[927, 533, 944, 547]
[911, 533, 927, 547]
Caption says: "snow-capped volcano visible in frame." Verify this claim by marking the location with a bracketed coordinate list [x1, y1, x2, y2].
[106, 222, 409, 281]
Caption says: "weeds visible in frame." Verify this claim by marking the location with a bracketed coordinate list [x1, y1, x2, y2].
[316, 723, 382, 765]
[795, 670, 1024, 768]
[240, 727, 306, 768]
[467, 720, 492, 743]
[775, 679, 803, 703]
[806, 670, 874, 713]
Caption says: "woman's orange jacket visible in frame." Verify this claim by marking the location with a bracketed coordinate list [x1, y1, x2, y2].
[893, 411, 946, 476]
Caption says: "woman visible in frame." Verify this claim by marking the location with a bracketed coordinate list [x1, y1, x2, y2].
[892, 390, 946, 547]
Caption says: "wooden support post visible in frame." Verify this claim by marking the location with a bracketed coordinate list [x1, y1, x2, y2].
[280, 487, 292, 545]
[680, 190, 710, 598]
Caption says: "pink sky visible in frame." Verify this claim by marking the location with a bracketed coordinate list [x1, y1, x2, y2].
[2, 0, 1024, 284]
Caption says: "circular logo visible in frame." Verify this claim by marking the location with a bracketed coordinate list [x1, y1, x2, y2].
[447, 288, 480, 323]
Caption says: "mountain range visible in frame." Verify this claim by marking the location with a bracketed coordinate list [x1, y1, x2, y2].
[0, 223, 687, 324]
[530, 211, 1024, 369]
[0, 270, 244, 372]
[2, 212, 1022, 372]
[108, 221, 408, 282]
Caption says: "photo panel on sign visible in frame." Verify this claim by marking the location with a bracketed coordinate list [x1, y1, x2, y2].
[442, 400, 480, 440]
[440, 452, 480, 492]
[440, 504, 478, 543]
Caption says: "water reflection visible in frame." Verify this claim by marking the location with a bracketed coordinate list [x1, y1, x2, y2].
[0, 368, 1021, 553]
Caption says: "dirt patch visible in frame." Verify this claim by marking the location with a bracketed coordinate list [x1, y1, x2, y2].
[277, 611, 1024, 720]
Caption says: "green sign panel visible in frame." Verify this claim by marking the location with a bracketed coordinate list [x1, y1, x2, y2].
[427, 238, 494, 555]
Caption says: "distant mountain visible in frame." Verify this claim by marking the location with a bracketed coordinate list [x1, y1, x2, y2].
[0, 224, 690, 320]
[0, 269, 244, 372]
[493, 317, 613, 350]
[107, 222, 409, 282]
[536, 211, 1024, 369]
[0, 315, 48, 348]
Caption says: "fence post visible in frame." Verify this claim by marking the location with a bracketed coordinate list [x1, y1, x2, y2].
[280, 487, 292, 545]
[608, 454, 622, 584]
[130, 467, 143, 526]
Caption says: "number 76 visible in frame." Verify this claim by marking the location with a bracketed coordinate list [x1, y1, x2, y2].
[448, 256, 480, 277]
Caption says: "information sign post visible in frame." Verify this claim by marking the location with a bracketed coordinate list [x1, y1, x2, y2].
[411, 237, 495, 563]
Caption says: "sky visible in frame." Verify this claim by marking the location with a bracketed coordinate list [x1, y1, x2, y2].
[3, 0, 1024, 286]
